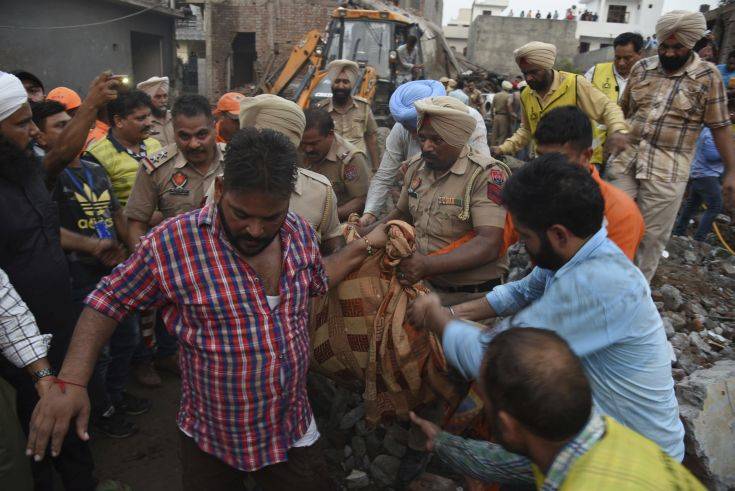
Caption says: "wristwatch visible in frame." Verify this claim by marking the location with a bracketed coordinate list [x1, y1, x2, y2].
[31, 367, 55, 383]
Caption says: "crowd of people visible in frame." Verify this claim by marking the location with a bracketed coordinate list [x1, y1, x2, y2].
[507, 7, 596, 21]
[0, 6, 728, 491]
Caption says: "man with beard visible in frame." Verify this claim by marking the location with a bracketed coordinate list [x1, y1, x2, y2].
[409, 328, 705, 489]
[366, 96, 508, 306]
[137, 76, 174, 147]
[584, 32, 644, 167]
[300, 108, 371, 221]
[317, 60, 380, 171]
[407, 155, 685, 461]
[491, 41, 629, 160]
[607, 11, 735, 281]
[26, 127, 388, 491]
[0, 71, 99, 490]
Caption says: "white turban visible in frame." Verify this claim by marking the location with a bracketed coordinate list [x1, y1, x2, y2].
[501, 80, 513, 91]
[0, 72, 28, 122]
[136, 76, 169, 96]
[415, 96, 476, 149]
[514, 41, 557, 69]
[326, 59, 360, 86]
[656, 11, 706, 50]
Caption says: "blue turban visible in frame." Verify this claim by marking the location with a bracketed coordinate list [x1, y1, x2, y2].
[389, 80, 446, 130]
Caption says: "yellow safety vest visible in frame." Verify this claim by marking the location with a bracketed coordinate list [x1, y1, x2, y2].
[520, 70, 579, 136]
[589, 62, 620, 165]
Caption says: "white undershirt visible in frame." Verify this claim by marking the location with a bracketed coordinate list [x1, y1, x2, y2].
[181, 293, 321, 447]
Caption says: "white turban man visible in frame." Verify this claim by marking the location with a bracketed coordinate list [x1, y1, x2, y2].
[137, 76, 174, 146]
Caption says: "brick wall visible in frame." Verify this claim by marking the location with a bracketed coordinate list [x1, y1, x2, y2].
[205, 0, 333, 99]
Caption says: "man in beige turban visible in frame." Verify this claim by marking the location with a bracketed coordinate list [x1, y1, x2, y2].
[317, 59, 380, 171]
[137, 76, 174, 146]
[493, 41, 629, 163]
[607, 10, 735, 282]
[205, 94, 344, 253]
[365, 95, 509, 305]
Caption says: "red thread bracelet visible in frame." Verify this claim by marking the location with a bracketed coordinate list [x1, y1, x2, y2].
[53, 377, 86, 394]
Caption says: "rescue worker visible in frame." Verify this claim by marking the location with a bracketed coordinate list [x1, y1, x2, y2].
[585, 32, 644, 166]
[85, 90, 161, 207]
[368, 96, 508, 306]
[137, 76, 174, 147]
[491, 81, 513, 145]
[491, 41, 629, 160]
[214, 91, 244, 143]
[607, 11, 735, 281]
[300, 107, 371, 221]
[359, 80, 489, 226]
[396, 35, 423, 84]
[204, 94, 344, 254]
[47, 86, 82, 117]
[318, 60, 380, 171]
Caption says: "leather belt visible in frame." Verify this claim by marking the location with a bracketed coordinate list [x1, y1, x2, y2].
[429, 277, 503, 294]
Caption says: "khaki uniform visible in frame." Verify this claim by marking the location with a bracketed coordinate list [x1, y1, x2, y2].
[125, 142, 225, 222]
[202, 168, 341, 244]
[303, 134, 371, 207]
[491, 91, 512, 146]
[149, 110, 175, 147]
[396, 147, 509, 302]
[317, 96, 378, 157]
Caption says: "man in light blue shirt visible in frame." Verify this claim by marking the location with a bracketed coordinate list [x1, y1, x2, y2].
[408, 154, 685, 461]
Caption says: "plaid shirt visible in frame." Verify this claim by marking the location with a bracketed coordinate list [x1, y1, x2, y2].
[0, 267, 51, 368]
[433, 411, 606, 490]
[611, 53, 730, 182]
[86, 205, 328, 471]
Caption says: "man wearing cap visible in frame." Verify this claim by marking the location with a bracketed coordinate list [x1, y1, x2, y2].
[205, 94, 344, 254]
[47, 87, 82, 117]
[607, 11, 735, 281]
[301, 107, 372, 221]
[492, 41, 629, 160]
[12, 71, 44, 103]
[214, 92, 244, 143]
[368, 96, 508, 305]
[317, 60, 380, 171]
[137, 76, 174, 147]
[491, 81, 514, 146]
[359, 80, 490, 227]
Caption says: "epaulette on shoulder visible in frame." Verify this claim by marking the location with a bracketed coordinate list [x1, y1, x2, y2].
[353, 95, 369, 104]
[316, 98, 331, 108]
[405, 152, 423, 167]
[298, 167, 333, 187]
[142, 143, 177, 175]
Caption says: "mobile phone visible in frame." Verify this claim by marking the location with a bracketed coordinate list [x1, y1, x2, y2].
[111, 74, 131, 86]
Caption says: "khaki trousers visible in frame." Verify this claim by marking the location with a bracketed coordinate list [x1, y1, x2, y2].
[607, 168, 687, 282]
[492, 114, 511, 146]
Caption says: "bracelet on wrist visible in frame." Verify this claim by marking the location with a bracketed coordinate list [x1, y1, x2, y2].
[363, 236, 374, 256]
[32, 367, 55, 383]
[53, 377, 87, 394]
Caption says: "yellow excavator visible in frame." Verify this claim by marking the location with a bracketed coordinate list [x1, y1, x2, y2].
[262, 1, 461, 125]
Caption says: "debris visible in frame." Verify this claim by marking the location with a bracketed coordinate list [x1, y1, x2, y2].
[370, 454, 401, 487]
[346, 469, 370, 489]
[660, 284, 684, 311]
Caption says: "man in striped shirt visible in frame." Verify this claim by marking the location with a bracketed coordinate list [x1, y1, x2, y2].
[27, 127, 388, 490]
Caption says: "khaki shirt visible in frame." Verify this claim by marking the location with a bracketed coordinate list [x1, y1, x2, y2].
[396, 147, 508, 286]
[202, 168, 341, 243]
[317, 96, 378, 155]
[149, 110, 175, 147]
[492, 91, 511, 115]
[303, 134, 371, 207]
[125, 142, 225, 222]
[498, 70, 628, 155]
[610, 54, 730, 183]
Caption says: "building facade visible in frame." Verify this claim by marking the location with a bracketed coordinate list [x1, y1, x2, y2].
[575, 0, 663, 52]
[444, 1, 509, 55]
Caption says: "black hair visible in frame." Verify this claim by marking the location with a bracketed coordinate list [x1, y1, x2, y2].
[12, 70, 44, 90]
[303, 107, 334, 136]
[171, 94, 213, 120]
[501, 153, 604, 238]
[727, 49, 735, 60]
[31, 100, 67, 131]
[613, 32, 644, 52]
[222, 127, 297, 199]
[107, 89, 153, 121]
[482, 328, 592, 441]
[535, 106, 592, 153]
[407, 35, 418, 45]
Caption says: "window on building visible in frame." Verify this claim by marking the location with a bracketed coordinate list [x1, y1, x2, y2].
[607, 5, 629, 23]
[579, 42, 590, 53]
[231, 32, 256, 88]
[483, 10, 492, 15]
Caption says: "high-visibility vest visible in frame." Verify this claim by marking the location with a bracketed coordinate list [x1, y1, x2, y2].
[520, 70, 579, 136]
[589, 62, 620, 165]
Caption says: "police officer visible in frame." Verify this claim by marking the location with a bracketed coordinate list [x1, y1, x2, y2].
[317, 60, 380, 171]
[369, 96, 508, 305]
[204, 94, 344, 254]
[125, 94, 224, 248]
[137, 76, 175, 147]
[301, 108, 371, 222]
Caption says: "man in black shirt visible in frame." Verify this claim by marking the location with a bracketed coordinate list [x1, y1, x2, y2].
[34, 101, 151, 439]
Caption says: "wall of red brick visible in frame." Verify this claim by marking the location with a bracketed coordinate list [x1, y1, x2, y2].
[206, 0, 333, 99]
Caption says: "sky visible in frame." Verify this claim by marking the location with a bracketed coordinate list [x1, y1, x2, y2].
[442, 0, 718, 24]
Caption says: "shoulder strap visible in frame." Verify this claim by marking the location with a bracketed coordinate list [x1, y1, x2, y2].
[318, 187, 333, 233]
